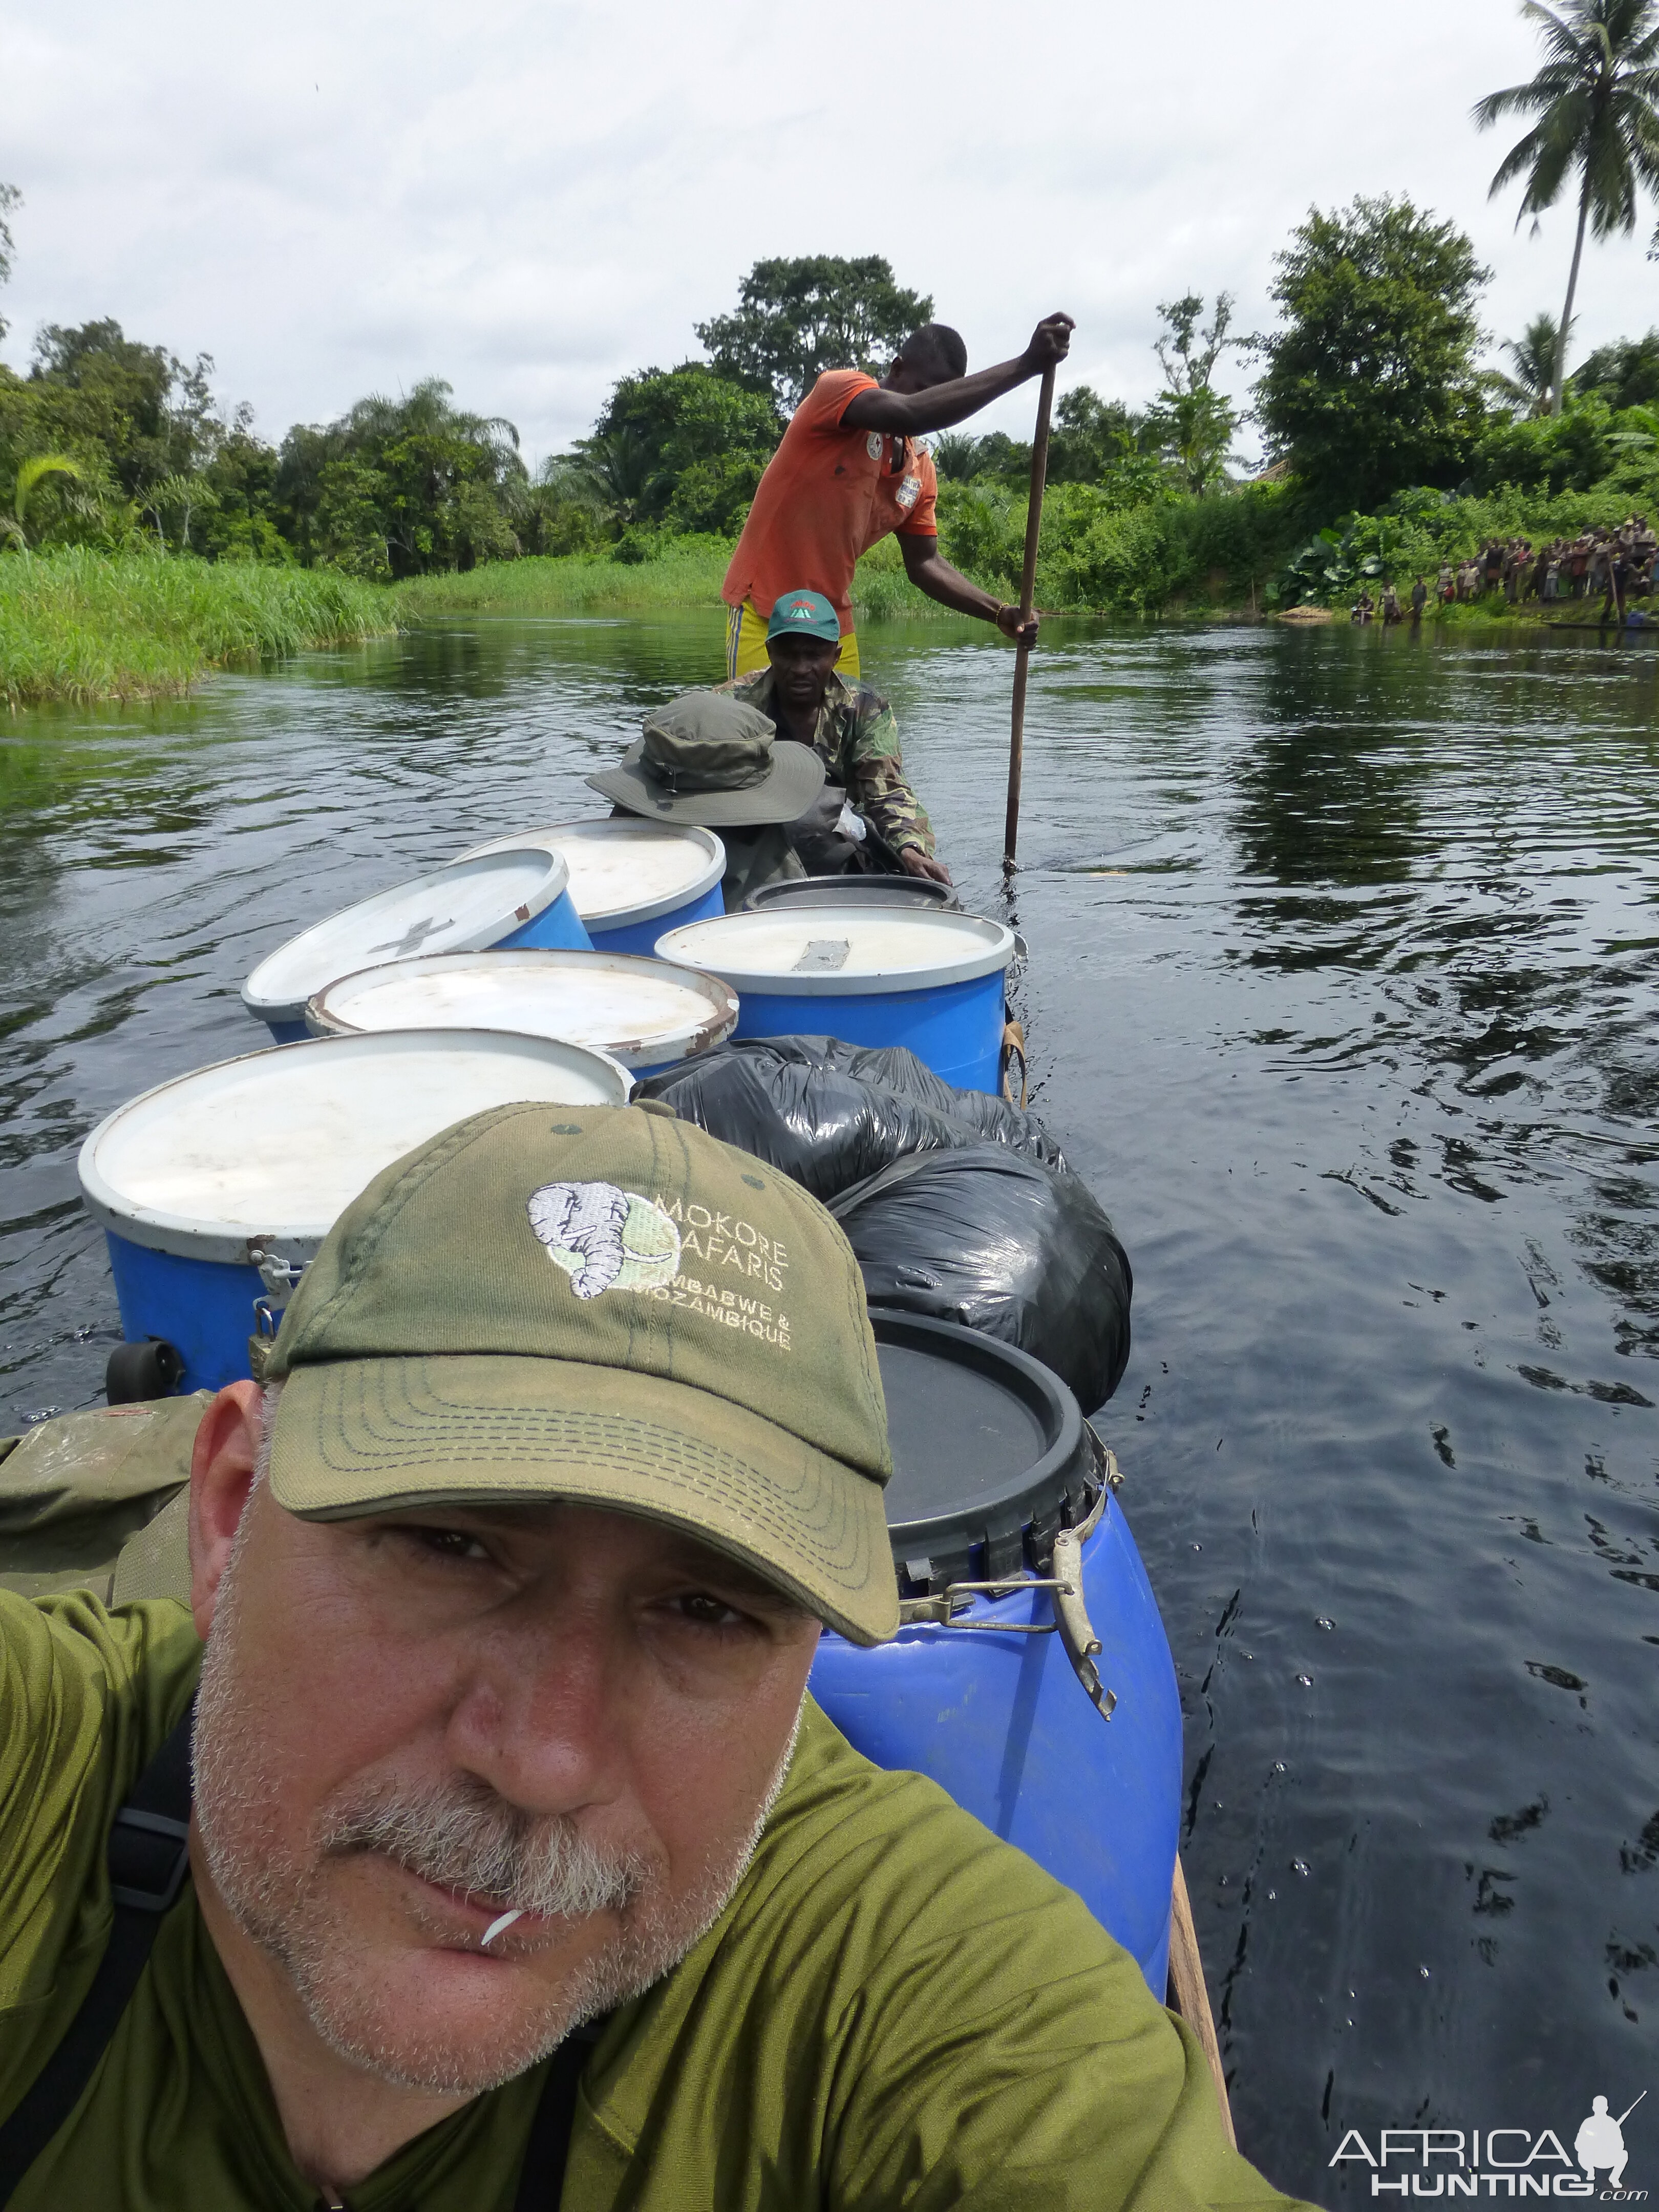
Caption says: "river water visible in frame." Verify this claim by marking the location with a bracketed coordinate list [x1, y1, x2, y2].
[3, 610, 1657, 2202]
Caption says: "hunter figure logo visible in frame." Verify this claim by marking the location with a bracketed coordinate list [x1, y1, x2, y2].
[1332, 2089, 1647, 2197]
[1578, 2094, 1643, 2192]
[527, 1180, 680, 1300]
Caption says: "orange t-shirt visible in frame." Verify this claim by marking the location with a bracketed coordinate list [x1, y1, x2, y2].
[722, 369, 940, 633]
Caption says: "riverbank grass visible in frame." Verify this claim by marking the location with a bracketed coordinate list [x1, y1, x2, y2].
[0, 550, 396, 707]
[390, 533, 952, 624]
[392, 538, 734, 619]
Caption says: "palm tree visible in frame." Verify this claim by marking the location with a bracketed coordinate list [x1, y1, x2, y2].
[929, 432, 983, 481]
[1475, 1, 1659, 414]
[0, 454, 85, 549]
[555, 429, 652, 528]
[1490, 309, 1576, 412]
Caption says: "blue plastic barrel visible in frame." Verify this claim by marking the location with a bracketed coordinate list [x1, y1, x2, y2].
[456, 821, 726, 955]
[306, 948, 738, 1082]
[654, 907, 1016, 1094]
[807, 1311, 1181, 1995]
[77, 1029, 631, 1394]
[744, 874, 959, 914]
[241, 849, 591, 1043]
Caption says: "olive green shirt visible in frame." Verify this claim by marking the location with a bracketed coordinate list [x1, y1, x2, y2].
[0, 1591, 1311, 2210]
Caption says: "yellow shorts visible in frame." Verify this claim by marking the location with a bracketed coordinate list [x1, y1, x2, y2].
[725, 602, 859, 682]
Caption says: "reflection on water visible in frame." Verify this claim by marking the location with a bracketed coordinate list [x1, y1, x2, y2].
[4, 612, 1658, 2200]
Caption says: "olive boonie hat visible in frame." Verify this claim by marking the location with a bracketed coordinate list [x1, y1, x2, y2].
[765, 587, 840, 643]
[588, 690, 824, 828]
[262, 1102, 897, 1644]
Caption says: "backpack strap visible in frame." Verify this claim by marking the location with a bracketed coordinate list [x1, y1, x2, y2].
[0, 1704, 194, 2207]
[513, 2028, 595, 2212]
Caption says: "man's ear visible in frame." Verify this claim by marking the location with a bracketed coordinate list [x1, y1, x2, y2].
[189, 1379, 264, 1639]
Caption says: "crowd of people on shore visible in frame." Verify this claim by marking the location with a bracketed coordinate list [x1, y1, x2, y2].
[1352, 515, 1658, 627]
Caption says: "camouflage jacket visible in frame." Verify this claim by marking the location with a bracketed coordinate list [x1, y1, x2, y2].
[733, 668, 936, 859]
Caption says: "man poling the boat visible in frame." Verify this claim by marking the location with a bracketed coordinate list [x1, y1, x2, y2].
[722, 312, 1075, 681]
[0, 1107, 1317, 2211]
[733, 585, 951, 885]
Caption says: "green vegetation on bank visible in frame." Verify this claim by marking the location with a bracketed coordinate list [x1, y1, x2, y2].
[6, 3, 1659, 696]
[391, 536, 734, 619]
[389, 536, 954, 622]
[393, 455, 1659, 627]
[0, 550, 394, 707]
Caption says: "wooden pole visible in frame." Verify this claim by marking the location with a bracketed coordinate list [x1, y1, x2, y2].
[1167, 1855, 1237, 2149]
[1002, 364, 1056, 875]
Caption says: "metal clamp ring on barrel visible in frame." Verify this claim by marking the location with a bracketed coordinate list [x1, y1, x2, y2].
[895, 1450, 1120, 1722]
[1052, 1474, 1117, 1723]
[249, 1246, 308, 1299]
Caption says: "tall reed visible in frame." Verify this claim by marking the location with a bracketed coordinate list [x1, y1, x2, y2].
[0, 549, 396, 707]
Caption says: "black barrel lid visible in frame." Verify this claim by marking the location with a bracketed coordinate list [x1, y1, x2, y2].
[745, 874, 959, 913]
[868, 1310, 1102, 1597]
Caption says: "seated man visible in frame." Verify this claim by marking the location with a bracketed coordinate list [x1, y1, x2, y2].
[588, 686, 827, 909]
[734, 586, 951, 885]
[0, 1105, 1315, 2209]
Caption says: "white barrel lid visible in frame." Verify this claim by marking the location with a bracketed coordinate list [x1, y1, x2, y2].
[241, 849, 572, 1025]
[78, 1028, 631, 1264]
[307, 949, 738, 1070]
[456, 819, 725, 929]
[654, 907, 1017, 997]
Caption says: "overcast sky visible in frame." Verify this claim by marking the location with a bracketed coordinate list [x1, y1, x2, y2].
[4, 0, 1655, 470]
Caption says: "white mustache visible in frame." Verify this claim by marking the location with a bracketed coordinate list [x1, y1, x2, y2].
[317, 1775, 649, 1922]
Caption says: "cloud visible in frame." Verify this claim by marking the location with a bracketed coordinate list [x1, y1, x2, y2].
[2, 0, 1652, 463]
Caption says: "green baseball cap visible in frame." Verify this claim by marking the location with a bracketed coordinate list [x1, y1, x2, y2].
[765, 587, 841, 644]
[262, 1102, 898, 1644]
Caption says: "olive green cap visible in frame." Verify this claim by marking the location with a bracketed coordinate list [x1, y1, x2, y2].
[587, 690, 824, 827]
[263, 1102, 898, 1644]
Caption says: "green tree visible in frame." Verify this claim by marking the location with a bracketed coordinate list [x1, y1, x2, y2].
[310, 456, 392, 579]
[1475, 0, 1659, 414]
[1153, 293, 1238, 394]
[28, 320, 224, 495]
[1254, 195, 1491, 513]
[928, 429, 1027, 483]
[1488, 308, 1575, 411]
[549, 430, 650, 530]
[929, 431, 983, 481]
[1143, 294, 1242, 494]
[1471, 392, 1617, 487]
[0, 183, 19, 346]
[517, 462, 608, 557]
[1048, 388, 1144, 484]
[930, 393, 1156, 498]
[195, 427, 289, 563]
[695, 256, 932, 409]
[1575, 324, 1659, 402]
[276, 378, 526, 577]
[562, 363, 780, 534]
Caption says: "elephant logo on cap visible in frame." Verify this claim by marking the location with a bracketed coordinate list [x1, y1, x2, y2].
[527, 1180, 681, 1300]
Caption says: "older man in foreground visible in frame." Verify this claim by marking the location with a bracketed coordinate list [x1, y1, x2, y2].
[0, 1103, 1314, 2209]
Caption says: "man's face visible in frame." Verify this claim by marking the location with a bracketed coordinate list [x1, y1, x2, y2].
[192, 1473, 819, 2094]
[766, 631, 840, 714]
[884, 351, 952, 396]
